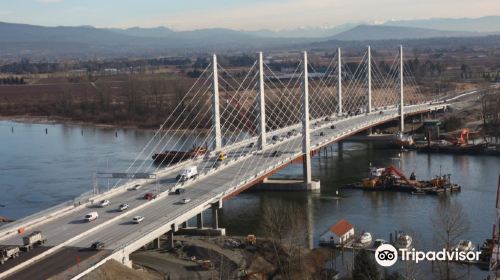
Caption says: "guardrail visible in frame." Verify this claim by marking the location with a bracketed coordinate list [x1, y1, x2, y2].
[65, 103, 443, 279]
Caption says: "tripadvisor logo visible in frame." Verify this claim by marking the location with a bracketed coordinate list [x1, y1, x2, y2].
[374, 244, 482, 267]
[375, 244, 398, 267]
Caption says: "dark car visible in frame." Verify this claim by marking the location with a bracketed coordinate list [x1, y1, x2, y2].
[91, 241, 105, 250]
[319, 132, 325, 136]
[175, 188, 186, 195]
[272, 135, 283, 141]
[330, 125, 336, 129]
[144, 193, 157, 200]
[271, 150, 282, 157]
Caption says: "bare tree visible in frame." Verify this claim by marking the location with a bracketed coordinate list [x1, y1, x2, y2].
[431, 201, 470, 280]
[261, 199, 308, 280]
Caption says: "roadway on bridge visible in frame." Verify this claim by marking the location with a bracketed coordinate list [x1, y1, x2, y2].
[0, 105, 438, 279]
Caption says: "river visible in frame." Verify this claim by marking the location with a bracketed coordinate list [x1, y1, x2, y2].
[1, 120, 498, 278]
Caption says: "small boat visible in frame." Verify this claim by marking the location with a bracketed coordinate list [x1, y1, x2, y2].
[395, 233, 412, 249]
[455, 240, 473, 252]
[411, 189, 426, 195]
[359, 232, 372, 244]
[373, 239, 387, 248]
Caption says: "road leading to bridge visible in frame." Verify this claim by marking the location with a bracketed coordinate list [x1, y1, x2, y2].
[0, 103, 446, 279]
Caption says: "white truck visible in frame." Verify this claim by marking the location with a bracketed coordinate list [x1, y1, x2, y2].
[176, 166, 198, 182]
[21, 231, 46, 252]
[0, 245, 20, 265]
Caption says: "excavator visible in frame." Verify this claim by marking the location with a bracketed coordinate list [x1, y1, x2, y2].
[454, 128, 469, 146]
[362, 165, 419, 188]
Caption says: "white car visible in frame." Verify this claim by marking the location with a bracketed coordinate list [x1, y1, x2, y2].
[132, 184, 141, 190]
[99, 200, 110, 207]
[84, 212, 98, 222]
[132, 216, 144, 224]
[181, 198, 191, 204]
[118, 204, 129, 211]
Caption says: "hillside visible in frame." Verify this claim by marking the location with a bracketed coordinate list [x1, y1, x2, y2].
[383, 16, 500, 33]
[332, 25, 481, 41]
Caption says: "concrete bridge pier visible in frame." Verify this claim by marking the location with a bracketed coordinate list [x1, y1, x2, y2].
[176, 201, 225, 236]
[118, 250, 133, 268]
[152, 237, 160, 249]
[197, 212, 203, 229]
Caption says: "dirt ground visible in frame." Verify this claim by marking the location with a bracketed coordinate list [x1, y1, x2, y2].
[81, 260, 161, 280]
[128, 235, 329, 280]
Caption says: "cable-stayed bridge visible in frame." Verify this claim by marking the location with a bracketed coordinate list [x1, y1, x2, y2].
[0, 46, 454, 279]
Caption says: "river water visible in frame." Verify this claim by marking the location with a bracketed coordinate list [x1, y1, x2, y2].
[1, 121, 498, 278]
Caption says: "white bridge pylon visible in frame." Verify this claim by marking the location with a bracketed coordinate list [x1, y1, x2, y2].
[114, 45, 434, 191]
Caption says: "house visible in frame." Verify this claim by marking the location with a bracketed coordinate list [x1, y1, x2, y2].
[320, 219, 354, 245]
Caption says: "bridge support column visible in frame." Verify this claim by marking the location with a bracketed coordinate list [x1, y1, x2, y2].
[167, 230, 174, 249]
[399, 45, 405, 134]
[152, 237, 160, 249]
[181, 221, 188, 228]
[120, 252, 132, 268]
[197, 212, 204, 229]
[212, 206, 219, 229]
[302, 51, 312, 185]
[166, 224, 176, 249]
[337, 48, 343, 117]
[367, 45, 372, 114]
[257, 52, 267, 149]
[212, 54, 222, 151]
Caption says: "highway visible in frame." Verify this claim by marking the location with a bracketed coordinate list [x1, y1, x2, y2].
[0, 104, 444, 279]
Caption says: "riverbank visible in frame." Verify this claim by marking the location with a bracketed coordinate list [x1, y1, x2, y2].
[129, 235, 330, 279]
[0, 115, 156, 130]
[0, 116, 211, 133]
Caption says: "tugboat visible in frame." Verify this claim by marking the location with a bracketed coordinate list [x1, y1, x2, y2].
[152, 146, 208, 165]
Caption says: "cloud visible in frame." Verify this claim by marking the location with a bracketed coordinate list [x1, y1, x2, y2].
[126, 0, 500, 31]
[36, 0, 64, 3]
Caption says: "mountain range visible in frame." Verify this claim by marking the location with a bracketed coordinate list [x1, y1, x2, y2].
[1, 16, 500, 60]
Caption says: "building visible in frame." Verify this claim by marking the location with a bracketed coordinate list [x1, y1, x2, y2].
[320, 219, 354, 245]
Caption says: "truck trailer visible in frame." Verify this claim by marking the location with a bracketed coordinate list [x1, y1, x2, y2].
[21, 231, 46, 252]
[0, 245, 20, 265]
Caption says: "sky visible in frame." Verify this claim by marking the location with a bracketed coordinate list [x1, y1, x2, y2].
[0, 0, 499, 31]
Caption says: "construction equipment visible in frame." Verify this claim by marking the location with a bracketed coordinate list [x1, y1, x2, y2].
[382, 165, 411, 185]
[362, 165, 420, 188]
[246, 234, 256, 245]
[199, 260, 214, 270]
[430, 174, 451, 188]
[0, 245, 20, 265]
[217, 152, 226, 162]
[455, 128, 469, 146]
[21, 231, 46, 252]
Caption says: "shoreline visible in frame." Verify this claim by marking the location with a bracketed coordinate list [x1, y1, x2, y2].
[0, 115, 210, 133]
[0, 115, 151, 130]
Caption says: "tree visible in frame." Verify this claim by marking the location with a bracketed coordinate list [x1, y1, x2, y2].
[261, 199, 308, 280]
[352, 249, 379, 280]
[430, 201, 470, 280]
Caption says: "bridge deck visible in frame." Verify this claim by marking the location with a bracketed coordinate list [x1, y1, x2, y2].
[0, 104, 443, 279]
